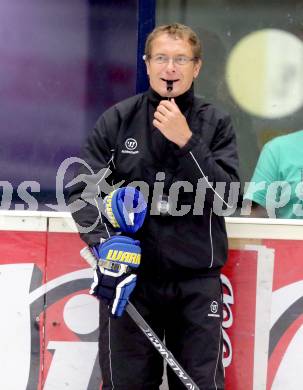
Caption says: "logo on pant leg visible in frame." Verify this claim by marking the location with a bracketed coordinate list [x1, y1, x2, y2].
[208, 300, 220, 318]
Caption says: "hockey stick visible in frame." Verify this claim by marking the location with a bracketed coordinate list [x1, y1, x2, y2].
[80, 246, 200, 390]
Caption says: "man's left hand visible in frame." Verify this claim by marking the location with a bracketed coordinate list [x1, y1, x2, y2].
[90, 236, 141, 317]
[153, 99, 192, 148]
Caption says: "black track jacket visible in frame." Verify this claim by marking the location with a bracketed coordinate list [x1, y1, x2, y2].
[68, 86, 239, 280]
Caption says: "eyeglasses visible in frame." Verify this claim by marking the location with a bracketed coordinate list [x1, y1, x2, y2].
[143, 54, 197, 66]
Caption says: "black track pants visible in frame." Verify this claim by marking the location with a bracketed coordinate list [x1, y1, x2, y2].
[99, 276, 224, 390]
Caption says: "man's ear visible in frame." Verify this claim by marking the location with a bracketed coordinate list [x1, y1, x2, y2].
[143, 55, 150, 77]
[145, 62, 150, 77]
[193, 59, 202, 79]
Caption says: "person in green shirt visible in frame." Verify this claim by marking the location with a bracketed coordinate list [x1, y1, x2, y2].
[243, 130, 303, 218]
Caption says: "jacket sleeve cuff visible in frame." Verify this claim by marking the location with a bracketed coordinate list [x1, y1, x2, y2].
[174, 133, 200, 157]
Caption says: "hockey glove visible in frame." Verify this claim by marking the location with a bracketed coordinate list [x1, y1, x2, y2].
[89, 235, 141, 317]
[103, 187, 147, 234]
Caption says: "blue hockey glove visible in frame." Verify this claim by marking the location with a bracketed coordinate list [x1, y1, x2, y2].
[89, 235, 141, 317]
[103, 187, 147, 234]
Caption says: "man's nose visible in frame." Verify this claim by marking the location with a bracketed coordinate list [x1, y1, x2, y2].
[165, 58, 177, 71]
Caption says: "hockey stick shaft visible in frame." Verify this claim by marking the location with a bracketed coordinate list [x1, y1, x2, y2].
[80, 246, 199, 390]
[125, 301, 199, 389]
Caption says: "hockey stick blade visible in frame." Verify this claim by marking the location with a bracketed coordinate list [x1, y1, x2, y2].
[80, 246, 200, 389]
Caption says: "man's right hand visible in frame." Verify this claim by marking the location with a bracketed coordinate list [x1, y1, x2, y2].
[89, 235, 141, 317]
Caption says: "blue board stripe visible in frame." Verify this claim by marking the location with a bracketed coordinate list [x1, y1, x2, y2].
[136, 0, 156, 93]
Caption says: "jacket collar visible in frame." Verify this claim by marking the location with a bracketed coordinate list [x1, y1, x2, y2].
[147, 84, 194, 113]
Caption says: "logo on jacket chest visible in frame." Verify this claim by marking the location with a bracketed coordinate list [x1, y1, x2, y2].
[122, 138, 139, 154]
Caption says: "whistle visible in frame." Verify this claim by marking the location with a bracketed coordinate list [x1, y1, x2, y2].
[166, 80, 173, 98]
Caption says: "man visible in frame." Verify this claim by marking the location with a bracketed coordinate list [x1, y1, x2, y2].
[68, 23, 239, 389]
[243, 130, 303, 218]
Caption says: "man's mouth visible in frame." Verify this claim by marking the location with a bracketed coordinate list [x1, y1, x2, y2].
[160, 78, 179, 83]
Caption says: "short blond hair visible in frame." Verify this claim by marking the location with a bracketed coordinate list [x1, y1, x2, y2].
[144, 23, 202, 61]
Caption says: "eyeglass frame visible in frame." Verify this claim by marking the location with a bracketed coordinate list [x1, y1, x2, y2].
[143, 54, 200, 66]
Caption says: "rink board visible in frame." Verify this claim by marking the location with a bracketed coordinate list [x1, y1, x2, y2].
[0, 212, 302, 390]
